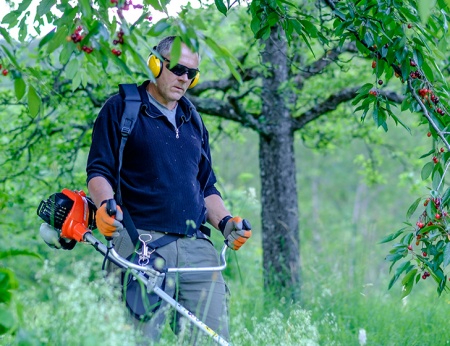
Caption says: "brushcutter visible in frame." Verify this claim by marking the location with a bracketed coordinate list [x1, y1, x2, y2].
[37, 189, 230, 346]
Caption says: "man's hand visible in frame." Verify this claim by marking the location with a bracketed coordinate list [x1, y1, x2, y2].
[96, 199, 124, 237]
[219, 216, 252, 250]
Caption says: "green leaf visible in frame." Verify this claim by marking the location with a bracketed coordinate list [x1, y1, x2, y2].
[0, 249, 42, 260]
[37, 0, 56, 17]
[385, 252, 405, 262]
[443, 243, 450, 267]
[14, 77, 26, 101]
[38, 28, 56, 49]
[406, 197, 421, 220]
[147, 0, 163, 11]
[18, 15, 28, 42]
[388, 261, 413, 289]
[65, 58, 79, 79]
[0, 306, 15, 334]
[0, 27, 13, 45]
[148, 19, 170, 36]
[59, 43, 73, 65]
[417, 0, 435, 24]
[299, 19, 318, 38]
[1, 44, 20, 67]
[27, 85, 41, 117]
[169, 37, 182, 66]
[215, 0, 228, 16]
[432, 169, 442, 192]
[1, 10, 20, 26]
[78, 0, 92, 17]
[401, 269, 417, 298]
[17, 0, 33, 12]
[71, 71, 81, 91]
[357, 83, 374, 95]
[413, 48, 424, 67]
[441, 187, 450, 207]
[0, 267, 19, 295]
[46, 25, 69, 54]
[421, 162, 434, 180]
[379, 228, 406, 243]
[437, 276, 447, 295]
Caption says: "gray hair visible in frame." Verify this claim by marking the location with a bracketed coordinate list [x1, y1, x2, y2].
[155, 36, 200, 61]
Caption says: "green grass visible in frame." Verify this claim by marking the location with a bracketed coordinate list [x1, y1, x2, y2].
[2, 225, 450, 346]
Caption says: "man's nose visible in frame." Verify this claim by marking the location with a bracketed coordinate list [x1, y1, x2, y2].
[177, 72, 190, 82]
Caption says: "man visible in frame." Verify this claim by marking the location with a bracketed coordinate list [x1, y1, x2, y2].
[86, 36, 252, 342]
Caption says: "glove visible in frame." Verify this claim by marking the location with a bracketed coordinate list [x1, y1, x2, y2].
[39, 223, 76, 250]
[95, 199, 124, 237]
[219, 216, 252, 250]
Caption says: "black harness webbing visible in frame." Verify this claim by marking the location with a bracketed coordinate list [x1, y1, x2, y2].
[117, 84, 142, 246]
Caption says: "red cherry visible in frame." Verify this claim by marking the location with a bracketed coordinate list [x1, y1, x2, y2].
[433, 156, 439, 164]
[2, 69, 8, 76]
[435, 213, 441, 219]
[378, 79, 383, 85]
[407, 23, 412, 29]
[440, 147, 445, 152]
[112, 48, 122, 56]
[408, 245, 413, 251]
[427, 132, 431, 137]
[422, 252, 427, 257]
[372, 61, 377, 68]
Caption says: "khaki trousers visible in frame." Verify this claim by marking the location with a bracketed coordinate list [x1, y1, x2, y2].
[109, 229, 230, 343]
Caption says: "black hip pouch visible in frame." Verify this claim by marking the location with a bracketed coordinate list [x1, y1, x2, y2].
[121, 250, 166, 322]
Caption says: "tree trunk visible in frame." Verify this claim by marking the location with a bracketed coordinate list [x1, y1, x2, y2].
[260, 26, 301, 301]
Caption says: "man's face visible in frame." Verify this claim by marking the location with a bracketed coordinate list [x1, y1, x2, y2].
[154, 43, 199, 107]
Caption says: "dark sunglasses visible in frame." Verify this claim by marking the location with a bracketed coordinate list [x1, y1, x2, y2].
[162, 57, 199, 80]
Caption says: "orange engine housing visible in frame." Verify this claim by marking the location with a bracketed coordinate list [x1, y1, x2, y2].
[60, 189, 92, 242]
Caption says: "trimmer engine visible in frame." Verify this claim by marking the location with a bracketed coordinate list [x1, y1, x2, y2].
[37, 189, 97, 242]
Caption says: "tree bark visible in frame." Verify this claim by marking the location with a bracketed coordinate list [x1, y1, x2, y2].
[260, 26, 301, 301]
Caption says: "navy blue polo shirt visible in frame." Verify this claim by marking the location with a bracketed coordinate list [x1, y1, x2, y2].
[86, 81, 220, 235]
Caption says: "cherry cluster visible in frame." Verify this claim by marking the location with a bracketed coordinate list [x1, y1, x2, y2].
[113, 30, 124, 45]
[111, 48, 122, 56]
[70, 26, 84, 43]
[110, 0, 143, 10]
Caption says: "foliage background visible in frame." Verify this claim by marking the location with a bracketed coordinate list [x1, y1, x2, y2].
[1, 0, 450, 345]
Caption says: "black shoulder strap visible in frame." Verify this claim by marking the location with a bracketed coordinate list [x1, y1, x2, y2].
[116, 83, 141, 245]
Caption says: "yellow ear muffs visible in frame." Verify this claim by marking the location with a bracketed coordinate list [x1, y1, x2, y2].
[188, 71, 200, 89]
[147, 55, 162, 78]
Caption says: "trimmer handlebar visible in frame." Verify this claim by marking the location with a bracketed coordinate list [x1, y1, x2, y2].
[83, 232, 228, 276]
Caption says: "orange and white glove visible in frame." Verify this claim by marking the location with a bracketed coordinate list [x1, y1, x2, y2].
[219, 216, 252, 250]
[95, 199, 123, 237]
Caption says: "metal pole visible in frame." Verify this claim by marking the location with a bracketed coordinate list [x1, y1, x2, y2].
[83, 233, 230, 346]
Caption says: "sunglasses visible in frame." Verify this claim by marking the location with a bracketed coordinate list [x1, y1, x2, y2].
[162, 57, 199, 80]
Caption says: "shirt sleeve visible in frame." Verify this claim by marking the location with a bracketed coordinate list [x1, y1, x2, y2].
[86, 94, 123, 189]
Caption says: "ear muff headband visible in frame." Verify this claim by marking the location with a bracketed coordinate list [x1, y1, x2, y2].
[147, 54, 200, 89]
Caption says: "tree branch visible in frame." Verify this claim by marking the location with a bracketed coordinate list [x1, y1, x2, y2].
[293, 86, 360, 130]
[293, 42, 358, 87]
[293, 86, 405, 131]
[189, 95, 263, 132]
